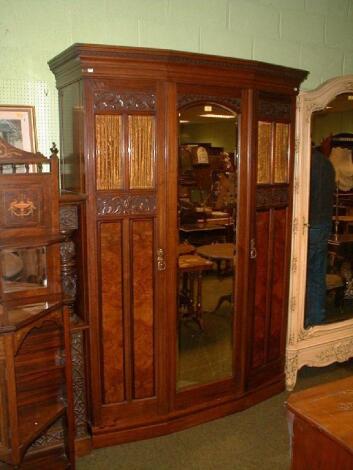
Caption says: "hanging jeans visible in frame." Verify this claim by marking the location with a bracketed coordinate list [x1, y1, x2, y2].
[305, 223, 331, 327]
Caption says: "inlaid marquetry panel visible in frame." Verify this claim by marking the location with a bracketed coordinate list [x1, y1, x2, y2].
[131, 219, 155, 399]
[274, 123, 289, 183]
[1, 187, 43, 228]
[257, 122, 272, 184]
[96, 115, 123, 190]
[252, 211, 270, 369]
[128, 116, 155, 189]
[99, 222, 125, 404]
[269, 208, 287, 361]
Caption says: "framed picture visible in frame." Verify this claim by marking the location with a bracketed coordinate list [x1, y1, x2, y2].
[0, 106, 37, 152]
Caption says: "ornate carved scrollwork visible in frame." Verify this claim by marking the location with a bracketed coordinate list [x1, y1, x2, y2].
[60, 206, 78, 313]
[258, 97, 291, 121]
[285, 352, 299, 391]
[316, 339, 353, 364]
[178, 94, 241, 112]
[256, 186, 288, 209]
[72, 331, 89, 438]
[97, 194, 157, 217]
[94, 91, 157, 112]
[60, 205, 78, 232]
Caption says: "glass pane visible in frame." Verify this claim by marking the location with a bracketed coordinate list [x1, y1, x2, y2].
[129, 115, 155, 189]
[305, 93, 353, 327]
[177, 102, 238, 390]
[1, 247, 47, 293]
[257, 121, 272, 183]
[96, 115, 123, 190]
[274, 123, 289, 183]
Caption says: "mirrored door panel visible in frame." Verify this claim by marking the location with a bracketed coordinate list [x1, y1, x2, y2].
[305, 93, 353, 327]
[177, 102, 238, 390]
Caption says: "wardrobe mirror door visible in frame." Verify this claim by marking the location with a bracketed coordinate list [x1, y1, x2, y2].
[176, 102, 238, 390]
[305, 93, 353, 328]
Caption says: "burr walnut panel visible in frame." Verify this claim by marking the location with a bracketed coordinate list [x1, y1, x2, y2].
[269, 208, 287, 361]
[96, 115, 123, 190]
[99, 222, 125, 404]
[251, 211, 270, 369]
[128, 116, 155, 189]
[131, 219, 155, 399]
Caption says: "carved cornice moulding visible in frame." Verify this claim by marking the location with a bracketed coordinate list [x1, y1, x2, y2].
[178, 95, 241, 112]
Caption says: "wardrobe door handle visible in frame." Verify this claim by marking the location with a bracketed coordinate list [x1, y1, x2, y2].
[157, 248, 166, 271]
[250, 238, 257, 259]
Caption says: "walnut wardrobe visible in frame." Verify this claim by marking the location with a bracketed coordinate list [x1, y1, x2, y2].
[49, 44, 307, 448]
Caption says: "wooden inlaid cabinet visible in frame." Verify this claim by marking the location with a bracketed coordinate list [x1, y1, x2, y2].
[0, 139, 75, 468]
[49, 44, 308, 447]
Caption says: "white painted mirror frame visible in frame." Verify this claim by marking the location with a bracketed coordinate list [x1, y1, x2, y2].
[286, 75, 353, 391]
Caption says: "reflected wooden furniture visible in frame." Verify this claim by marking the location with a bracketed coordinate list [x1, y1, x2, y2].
[0, 139, 75, 468]
[197, 243, 235, 310]
[287, 376, 353, 470]
[49, 44, 307, 448]
[178, 254, 213, 330]
[180, 222, 233, 245]
[178, 242, 196, 256]
[197, 243, 235, 261]
[332, 215, 353, 233]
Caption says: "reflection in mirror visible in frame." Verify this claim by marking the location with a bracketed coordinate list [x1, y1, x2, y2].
[1, 247, 47, 293]
[305, 93, 353, 327]
[177, 102, 238, 390]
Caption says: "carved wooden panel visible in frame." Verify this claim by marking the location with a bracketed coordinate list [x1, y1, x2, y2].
[257, 122, 272, 184]
[97, 194, 157, 217]
[178, 95, 241, 113]
[269, 208, 287, 361]
[99, 222, 125, 403]
[258, 96, 291, 121]
[71, 331, 89, 438]
[59, 206, 78, 232]
[256, 186, 289, 209]
[274, 123, 289, 183]
[131, 219, 155, 399]
[96, 115, 123, 190]
[128, 115, 155, 189]
[94, 91, 156, 112]
[251, 211, 270, 369]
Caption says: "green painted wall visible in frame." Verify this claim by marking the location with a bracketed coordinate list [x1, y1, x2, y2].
[0, 0, 353, 152]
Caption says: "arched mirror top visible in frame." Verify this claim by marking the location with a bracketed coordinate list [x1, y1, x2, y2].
[298, 75, 353, 124]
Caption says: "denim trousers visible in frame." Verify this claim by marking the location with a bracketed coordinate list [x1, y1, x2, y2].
[305, 223, 331, 326]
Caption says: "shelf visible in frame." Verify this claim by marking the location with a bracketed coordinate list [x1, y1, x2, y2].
[18, 401, 66, 453]
[0, 301, 62, 332]
[21, 447, 71, 469]
[0, 233, 64, 250]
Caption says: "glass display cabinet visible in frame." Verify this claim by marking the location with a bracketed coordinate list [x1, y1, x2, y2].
[0, 138, 75, 468]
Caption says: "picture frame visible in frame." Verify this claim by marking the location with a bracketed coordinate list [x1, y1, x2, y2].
[0, 105, 37, 153]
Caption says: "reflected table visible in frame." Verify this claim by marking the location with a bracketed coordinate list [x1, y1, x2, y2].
[196, 243, 235, 311]
[178, 254, 213, 330]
